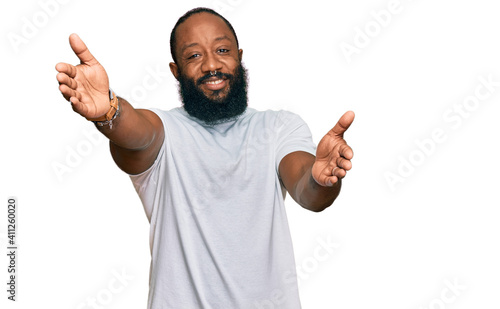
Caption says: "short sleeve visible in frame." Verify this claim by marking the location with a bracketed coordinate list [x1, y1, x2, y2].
[275, 110, 316, 172]
[129, 108, 166, 221]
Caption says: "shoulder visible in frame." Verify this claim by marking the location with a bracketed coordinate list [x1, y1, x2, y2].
[256, 109, 308, 133]
[245, 108, 304, 126]
[141, 107, 199, 129]
[145, 107, 184, 120]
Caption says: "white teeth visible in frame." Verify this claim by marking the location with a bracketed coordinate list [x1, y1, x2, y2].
[206, 79, 223, 85]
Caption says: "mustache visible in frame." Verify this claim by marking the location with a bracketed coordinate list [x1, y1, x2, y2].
[196, 71, 234, 85]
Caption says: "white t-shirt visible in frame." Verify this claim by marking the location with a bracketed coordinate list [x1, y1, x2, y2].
[130, 107, 316, 309]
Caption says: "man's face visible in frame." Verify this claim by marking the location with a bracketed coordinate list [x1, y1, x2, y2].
[170, 13, 247, 123]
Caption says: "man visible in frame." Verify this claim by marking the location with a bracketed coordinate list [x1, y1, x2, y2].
[56, 7, 354, 309]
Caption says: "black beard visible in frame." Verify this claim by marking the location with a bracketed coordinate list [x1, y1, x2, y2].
[178, 64, 248, 125]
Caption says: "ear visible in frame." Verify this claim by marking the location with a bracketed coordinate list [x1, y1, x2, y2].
[169, 62, 179, 80]
[238, 49, 243, 62]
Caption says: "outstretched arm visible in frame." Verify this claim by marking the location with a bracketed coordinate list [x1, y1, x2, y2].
[55, 34, 164, 175]
[279, 111, 355, 212]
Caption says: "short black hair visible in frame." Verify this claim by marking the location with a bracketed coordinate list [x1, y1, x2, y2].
[169, 7, 239, 64]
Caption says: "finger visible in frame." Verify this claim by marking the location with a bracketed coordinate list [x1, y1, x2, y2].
[70, 96, 84, 112]
[59, 84, 81, 102]
[330, 110, 355, 136]
[335, 157, 352, 171]
[56, 73, 77, 90]
[324, 175, 339, 186]
[55, 62, 77, 78]
[339, 144, 354, 160]
[331, 166, 347, 178]
[59, 91, 70, 101]
[69, 33, 98, 65]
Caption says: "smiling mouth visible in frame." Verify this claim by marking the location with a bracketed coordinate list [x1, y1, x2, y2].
[202, 77, 227, 91]
[205, 79, 224, 85]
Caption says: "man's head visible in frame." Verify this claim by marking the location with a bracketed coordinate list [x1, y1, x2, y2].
[169, 8, 248, 124]
[170, 8, 239, 64]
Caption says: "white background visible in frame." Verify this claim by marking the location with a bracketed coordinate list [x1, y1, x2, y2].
[1, 0, 499, 308]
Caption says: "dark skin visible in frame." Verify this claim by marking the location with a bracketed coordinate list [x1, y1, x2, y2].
[55, 34, 164, 175]
[55, 12, 354, 212]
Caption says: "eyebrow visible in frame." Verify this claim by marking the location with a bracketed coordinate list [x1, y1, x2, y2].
[180, 35, 233, 54]
[214, 35, 232, 43]
[181, 42, 199, 54]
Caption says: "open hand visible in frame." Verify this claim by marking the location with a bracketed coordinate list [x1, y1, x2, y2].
[55, 33, 110, 119]
[312, 111, 355, 187]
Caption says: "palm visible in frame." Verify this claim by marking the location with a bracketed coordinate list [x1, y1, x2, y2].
[56, 34, 110, 119]
[312, 111, 355, 187]
[73, 63, 109, 117]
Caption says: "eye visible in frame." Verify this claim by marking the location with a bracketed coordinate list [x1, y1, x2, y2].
[188, 53, 201, 59]
[217, 48, 229, 54]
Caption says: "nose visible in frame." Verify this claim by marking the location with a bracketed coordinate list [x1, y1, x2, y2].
[201, 52, 222, 74]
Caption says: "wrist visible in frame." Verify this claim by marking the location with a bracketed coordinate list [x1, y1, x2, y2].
[87, 89, 120, 129]
[85, 89, 118, 122]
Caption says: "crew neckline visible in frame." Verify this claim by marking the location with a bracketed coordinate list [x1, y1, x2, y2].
[178, 106, 252, 126]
